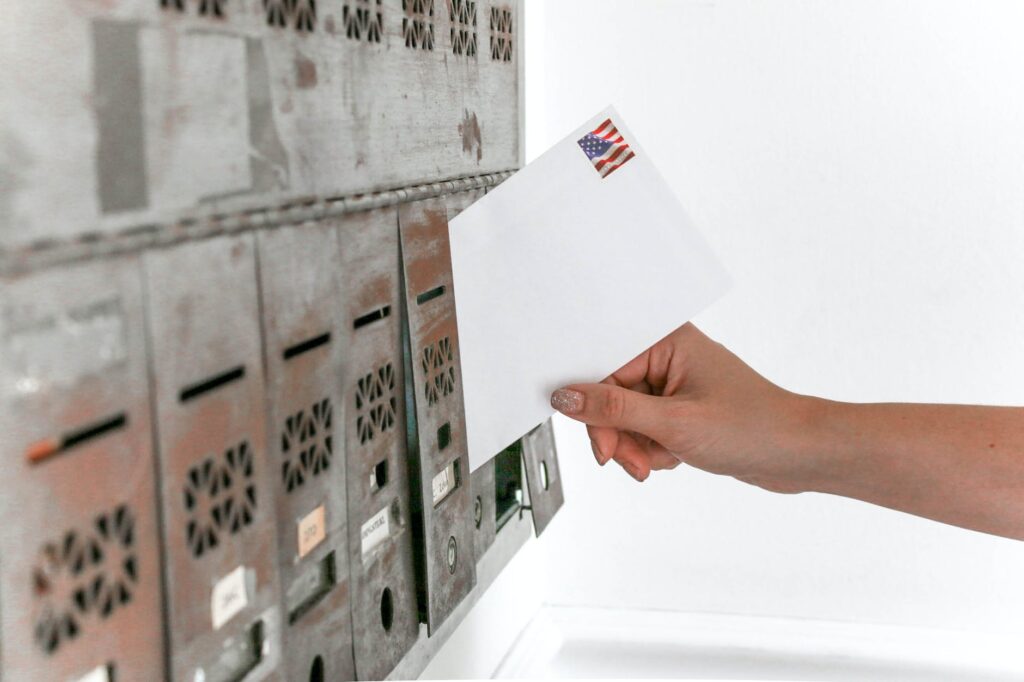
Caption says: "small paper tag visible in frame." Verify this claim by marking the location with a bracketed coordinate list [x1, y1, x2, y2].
[211, 565, 248, 630]
[297, 504, 326, 558]
[431, 459, 460, 507]
[360, 506, 391, 558]
[73, 665, 110, 682]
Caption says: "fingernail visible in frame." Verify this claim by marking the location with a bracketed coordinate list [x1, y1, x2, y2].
[551, 388, 584, 415]
[623, 463, 645, 482]
[590, 441, 605, 465]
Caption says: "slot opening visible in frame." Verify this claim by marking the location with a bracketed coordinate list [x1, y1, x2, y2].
[353, 305, 391, 330]
[494, 440, 523, 530]
[540, 460, 550, 491]
[437, 422, 451, 451]
[27, 413, 128, 465]
[370, 459, 389, 492]
[283, 332, 331, 361]
[287, 552, 337, 625]
[179, 366, 245, 402]
[310, 655, 325, 682]
[380, 587, 394, 631]
[415, 285, 446, 305]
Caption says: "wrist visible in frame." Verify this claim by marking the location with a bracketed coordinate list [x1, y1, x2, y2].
[776, 393, 854, 495]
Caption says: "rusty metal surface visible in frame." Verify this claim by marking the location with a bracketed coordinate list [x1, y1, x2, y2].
[398, 197, 476, 635]
[0, 256, 165, 681]
[256, 221, 356, 681]
[470, 460, 498, 563]
[143, 234, 283, 682]
[521, 419, 565, 536]
[0, 1, 521, 254]
[335, 209, 420, 680]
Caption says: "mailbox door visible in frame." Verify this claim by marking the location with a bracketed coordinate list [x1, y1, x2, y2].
[521, 419, 565, 536]
[398, 197, 476, 634]
[144, 234, 284, 682]
[0, 257, 164, 681]
[336, 209, 420, 680]
[256, 221, 356, 681]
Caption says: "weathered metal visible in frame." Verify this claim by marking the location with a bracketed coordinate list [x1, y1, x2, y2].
[144, 234, 283, 682]
[256, 221, 356, 681]
[398, 197, 476, 635]
[521, 419, 565, 536]
[336, 208, 420, 680]
[0, 256, 164, 681]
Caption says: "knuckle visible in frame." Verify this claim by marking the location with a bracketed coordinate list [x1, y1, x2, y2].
[600, 389, 627, 422]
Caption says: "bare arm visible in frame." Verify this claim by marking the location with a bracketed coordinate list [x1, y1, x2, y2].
[550, 323, 1024, 540]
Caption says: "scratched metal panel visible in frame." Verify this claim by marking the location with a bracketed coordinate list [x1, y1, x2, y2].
[521, 419, 564, 536]
[0, 0, 521, 252]
[256, 221, 356, 681]
[336, 209, 420, 680]
[0, 257, 164, 681]
[470, 460, 498, 563]
[398, 197, 476, 635]
[144, 234, 283, 682]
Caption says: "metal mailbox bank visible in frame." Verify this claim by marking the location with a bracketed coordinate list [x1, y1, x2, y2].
[0, 0, 562, 679]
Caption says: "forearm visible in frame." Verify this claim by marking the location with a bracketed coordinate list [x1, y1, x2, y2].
[796, 398, 1024, 540]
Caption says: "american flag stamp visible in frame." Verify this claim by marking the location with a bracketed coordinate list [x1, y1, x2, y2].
[577, 118, 636, 178]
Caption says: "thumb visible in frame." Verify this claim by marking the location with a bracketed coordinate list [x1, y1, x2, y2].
[550, 383, 673, 439]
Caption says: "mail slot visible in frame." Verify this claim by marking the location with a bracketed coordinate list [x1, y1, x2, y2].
[256, 221, 356, 681]
[143, 234, 283, 681]
[398, 197, 477, 634]
[521, 419, 565, 536]
[336, 208, 420, 680]
[0, 257, 165, 681]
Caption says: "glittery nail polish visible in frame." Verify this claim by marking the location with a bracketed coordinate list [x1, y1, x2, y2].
[550, 388, 584, 415]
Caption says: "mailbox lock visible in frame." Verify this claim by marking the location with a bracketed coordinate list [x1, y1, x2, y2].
[446, 536, 457, 574]
[473, 496, 483, 529]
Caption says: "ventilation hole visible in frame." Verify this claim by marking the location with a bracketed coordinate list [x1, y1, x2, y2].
[449, 0, 478, 57]
[343, 0, 382, 42]
[380, 587, 394, 631]
[437, 422, 451, 451]
[32, 505, 139, 655]
[264, 0, 317, 31]
[184, 442, 257, 558]
[421, 337, 456, 406]
[356, 363, 398, 445]
[310, 655, 325, 682]
[489, 6, 513, 62]
[280, 400, 333, 493]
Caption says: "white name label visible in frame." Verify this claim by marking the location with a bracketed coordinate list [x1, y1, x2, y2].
[431, 459, 460, 506]
[211, 565, 248, 630]
[72, 665, 110, 682]
[360, 506, 391, 558]
[297, 504, 326, 558]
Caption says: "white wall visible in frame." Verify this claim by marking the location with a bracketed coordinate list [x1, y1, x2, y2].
[533, 0, 1024, 634]
[427, 1, 1024, 676]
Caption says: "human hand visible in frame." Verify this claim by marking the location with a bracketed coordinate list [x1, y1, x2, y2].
[550, 323, 818, 491]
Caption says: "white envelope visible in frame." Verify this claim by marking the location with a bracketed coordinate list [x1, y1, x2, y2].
[450, 106, 731, 471]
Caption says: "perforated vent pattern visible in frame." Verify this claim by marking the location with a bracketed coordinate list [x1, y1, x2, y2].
[281, 399, 334, 492]
[403, 0, 435, 50]
[489, 6, 513, 62]
[344, 0, 384, 42]
[356, 363, 397, 444]
[160, 0, 227, 17]
[421, 336, 456, 406]
[32, 506, 138, 655]
[184, 442, 257, 558]
[449, 0, 478, 56]
[264, 0, 317, 31]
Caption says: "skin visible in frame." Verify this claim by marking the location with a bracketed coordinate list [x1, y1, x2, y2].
[550, 323, 1024, 541]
